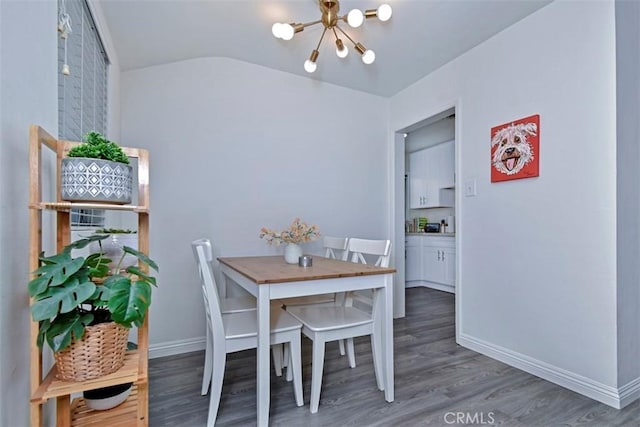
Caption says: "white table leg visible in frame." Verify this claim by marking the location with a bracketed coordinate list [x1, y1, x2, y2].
[218, 266, 228, 299]
[383, 274, 394, 402]
[257, 286, 271, 427]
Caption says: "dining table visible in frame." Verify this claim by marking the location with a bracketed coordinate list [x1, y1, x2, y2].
[217, 254, 396, 426]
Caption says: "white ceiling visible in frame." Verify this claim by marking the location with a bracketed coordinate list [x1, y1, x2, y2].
[97, 0, 553, 97]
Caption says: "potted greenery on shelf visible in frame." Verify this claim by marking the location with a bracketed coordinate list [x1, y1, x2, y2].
[61, 131, 133, 204]
[28, 234, 158, 382]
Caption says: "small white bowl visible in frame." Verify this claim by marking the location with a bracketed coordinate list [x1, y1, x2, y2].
[84, 384, 132, 411]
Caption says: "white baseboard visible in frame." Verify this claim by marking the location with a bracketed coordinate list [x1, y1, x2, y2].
[458, 332, 638, 409]
[149, 336, 205, 359]
[619, 376, 640, 408]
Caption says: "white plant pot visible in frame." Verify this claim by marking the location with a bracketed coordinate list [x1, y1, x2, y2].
[61, 158, 133, 204]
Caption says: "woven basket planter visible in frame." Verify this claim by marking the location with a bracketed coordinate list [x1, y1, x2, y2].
[61, 158, 133, 204]
[54, 322, 130, 382]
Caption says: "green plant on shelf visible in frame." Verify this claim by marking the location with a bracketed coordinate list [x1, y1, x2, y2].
[67, 131, 129, 164]
[28, 234, 158, 352]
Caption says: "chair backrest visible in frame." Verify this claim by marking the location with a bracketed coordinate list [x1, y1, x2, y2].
[347, 238, 392, 267]
[323, 236, 349, 261]
[192, 238, 225, 345]
[344, 238, 392, 309]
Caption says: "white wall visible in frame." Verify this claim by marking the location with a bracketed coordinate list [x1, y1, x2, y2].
[0, 2, 58, 426]
[615, 0, 640, 395]
[120, 58, 389, 353]
[391, 0, 621, 405]
[405, 117, 455, 153]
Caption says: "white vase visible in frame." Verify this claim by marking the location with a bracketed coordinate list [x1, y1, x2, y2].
[89, 233, 138, 273]
[284, 243, 303, 264]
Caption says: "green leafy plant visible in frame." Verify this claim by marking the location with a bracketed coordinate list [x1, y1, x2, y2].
[28, 234, 158, 352]
[67, 131, 130, 165]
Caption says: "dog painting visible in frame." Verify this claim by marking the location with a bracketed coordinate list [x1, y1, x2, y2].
[490, 114, 540, 182]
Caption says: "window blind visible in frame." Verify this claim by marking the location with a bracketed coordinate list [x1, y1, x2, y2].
[58, 0, 109, 227]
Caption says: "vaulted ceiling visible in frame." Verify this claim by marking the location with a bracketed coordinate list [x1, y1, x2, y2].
[98, 0, 553, 97]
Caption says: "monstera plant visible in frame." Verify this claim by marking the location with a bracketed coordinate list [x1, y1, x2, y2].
[28, 234, 158, 352]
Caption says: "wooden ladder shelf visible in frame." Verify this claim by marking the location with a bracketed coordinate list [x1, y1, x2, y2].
[28, 125, 151, 426]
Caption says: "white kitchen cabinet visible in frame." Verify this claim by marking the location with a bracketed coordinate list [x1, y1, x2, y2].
[408, 176, 427, 209]
[405, 235, 455, 293]
[422, 245, 445, 284]
[405, 236, 422, 281]
[408, 140, 454, 208]
[408, 147, 431, 208]
[422, 237, 456, 287]
[440, 140, 455, 188]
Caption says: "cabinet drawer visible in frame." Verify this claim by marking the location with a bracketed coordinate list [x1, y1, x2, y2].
[405, 236, 422, 246]
[422, 236, 455, 248]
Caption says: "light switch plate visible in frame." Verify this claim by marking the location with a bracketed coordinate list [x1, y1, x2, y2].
[464, 179, 477, 197]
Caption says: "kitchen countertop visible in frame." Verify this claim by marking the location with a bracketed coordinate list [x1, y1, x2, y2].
[406, 232, 455, 237]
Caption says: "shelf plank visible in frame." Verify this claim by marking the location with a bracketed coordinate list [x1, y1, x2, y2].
[31, 352, 143, 404]
[71, 385, 141, 426]
[34, 202, 149, 213]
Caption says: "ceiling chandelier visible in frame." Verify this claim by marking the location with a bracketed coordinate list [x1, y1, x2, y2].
[272, 0, 392, 73]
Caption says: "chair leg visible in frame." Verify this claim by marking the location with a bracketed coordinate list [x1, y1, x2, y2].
[284, 343, 293, 382]
[288, 337, 304, 406]
[310, 337, 326, 414]
[371, 333, 384, 391]
[283, 342, 290, 368]
[201, 324, 213, 395]
[346, 337, 356, 368]
[338, 339, 346, 356]
[208, 346, 226, 427]
[272, 344, 283, 377]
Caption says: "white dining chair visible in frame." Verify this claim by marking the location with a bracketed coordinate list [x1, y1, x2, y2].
[192, 239, 304, 425]
[191, 238, 289, 395]
[280, 236, 350, 360]
[286, 237, 392, 413]
[281, 236, 349, 307]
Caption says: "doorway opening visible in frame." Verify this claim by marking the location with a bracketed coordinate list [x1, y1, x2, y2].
[391, 105, 458, 325]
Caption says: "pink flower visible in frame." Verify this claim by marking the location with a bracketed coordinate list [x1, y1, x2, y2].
[259, 218, 320, 246]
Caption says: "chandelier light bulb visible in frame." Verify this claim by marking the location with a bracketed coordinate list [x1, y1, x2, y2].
[362, 49, 376, 65]
[377, 4, 392, 22]
[280, 23, 295, 40]
[347, 9, 364, 28]
[335, 38, 348, 58]
[304, 59, 317, 73]
[272, 23, 283, 39]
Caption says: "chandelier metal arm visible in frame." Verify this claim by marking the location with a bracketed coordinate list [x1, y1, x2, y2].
[297, 19, 323, 29]
[334, 24, 356, 47]
[314, 27, 328, 51]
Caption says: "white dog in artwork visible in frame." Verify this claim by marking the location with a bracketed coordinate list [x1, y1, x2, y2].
[491, 122, 537, 175]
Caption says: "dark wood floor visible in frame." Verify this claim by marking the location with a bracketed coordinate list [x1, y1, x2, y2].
[149, 287, 640, 426]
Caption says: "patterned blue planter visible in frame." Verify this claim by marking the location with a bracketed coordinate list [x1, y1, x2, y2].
[61, 158, 133, 204]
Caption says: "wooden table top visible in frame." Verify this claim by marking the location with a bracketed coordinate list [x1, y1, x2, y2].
[218, 255, 396, 284]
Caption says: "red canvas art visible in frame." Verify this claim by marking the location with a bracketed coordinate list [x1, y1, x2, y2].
[490, 114, 540, 182]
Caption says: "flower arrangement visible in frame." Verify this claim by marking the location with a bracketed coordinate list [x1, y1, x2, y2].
[259, 218, 320, 246]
